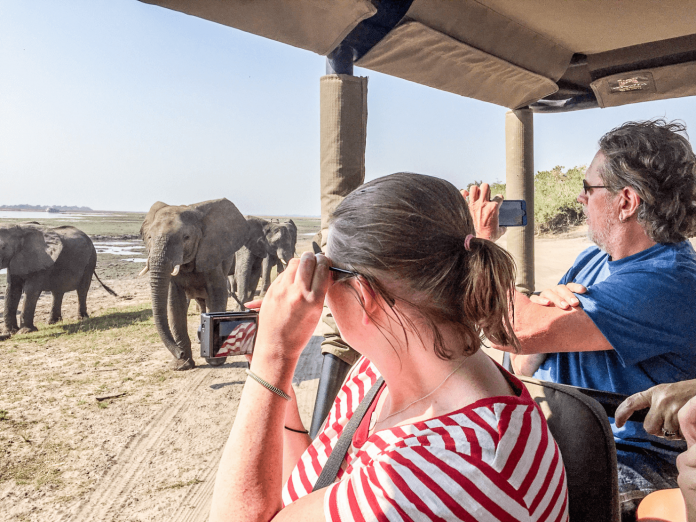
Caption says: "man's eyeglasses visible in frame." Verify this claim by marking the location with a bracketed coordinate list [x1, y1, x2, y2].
[582, 179, 608, 194]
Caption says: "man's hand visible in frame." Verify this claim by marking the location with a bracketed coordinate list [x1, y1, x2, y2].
[530, 283, 588, 310]
[677, 396, 696, 522]
[615, 379, 696, 439]
[461, 183, 506, 242]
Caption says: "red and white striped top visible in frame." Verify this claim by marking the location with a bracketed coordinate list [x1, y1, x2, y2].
[282, 357, 569, 522]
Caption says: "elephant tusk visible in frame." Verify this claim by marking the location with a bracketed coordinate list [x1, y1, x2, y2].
[171, 265, 181, 276]
[139, 260, 150, 276]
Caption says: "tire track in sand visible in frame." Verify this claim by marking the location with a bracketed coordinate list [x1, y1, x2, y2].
[63, 365, 242, 522]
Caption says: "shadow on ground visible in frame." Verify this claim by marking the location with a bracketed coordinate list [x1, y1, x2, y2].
[2, 307, 154, 343]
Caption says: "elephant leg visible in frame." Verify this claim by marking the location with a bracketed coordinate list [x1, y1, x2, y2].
[204, 270, 229, 367]
[48, 292, 64, 324]
[205, 271, 229, 312]
[233, 248, 258, 311]
[18, 282, 41, 333]
[3, 275, 23, 334]
[195, 298, 206, 314]
[260, 256, 273, 297]
[76, 268, 92, 320]
[167, 281, 192, 363]
[247, 257, 263, 301]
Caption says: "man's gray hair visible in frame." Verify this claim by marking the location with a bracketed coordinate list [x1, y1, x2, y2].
[599, 119, 696, 243]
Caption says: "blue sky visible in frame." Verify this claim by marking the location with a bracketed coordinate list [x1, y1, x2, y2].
[2, 0, 696, 215]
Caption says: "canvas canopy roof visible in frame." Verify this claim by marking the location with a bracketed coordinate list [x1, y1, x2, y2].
[139, 0, 696, 112]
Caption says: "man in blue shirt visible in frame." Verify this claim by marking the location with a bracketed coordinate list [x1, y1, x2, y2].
[468, 119, 696, 520]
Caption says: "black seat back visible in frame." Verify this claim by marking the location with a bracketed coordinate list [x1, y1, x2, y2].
[519, 376, 620, 522]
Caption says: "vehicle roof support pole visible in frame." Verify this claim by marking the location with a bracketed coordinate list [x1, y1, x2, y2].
[310, 52, 367, 438]
[505, 108, 535, 295]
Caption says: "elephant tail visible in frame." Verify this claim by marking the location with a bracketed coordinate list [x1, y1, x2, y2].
[93, 271, 118, 296]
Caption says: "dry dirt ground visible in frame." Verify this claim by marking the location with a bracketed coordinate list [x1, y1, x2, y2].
[0, 279, 325, 522]
[0, 218, 322, 522]
[1, 222, 656, 521]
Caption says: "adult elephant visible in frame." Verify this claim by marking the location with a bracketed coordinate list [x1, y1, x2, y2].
[230, 217, 297, 310]
[0, 224, 116, 335]
[140, 199, 249, 371]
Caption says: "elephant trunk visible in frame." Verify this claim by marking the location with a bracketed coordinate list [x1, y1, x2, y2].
[148, 241, 183, 360]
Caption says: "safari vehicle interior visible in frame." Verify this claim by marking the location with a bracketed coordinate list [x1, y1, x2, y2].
[138, 1, 696, 520]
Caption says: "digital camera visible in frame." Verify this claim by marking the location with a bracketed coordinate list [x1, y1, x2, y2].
[199, 311, 258, 359]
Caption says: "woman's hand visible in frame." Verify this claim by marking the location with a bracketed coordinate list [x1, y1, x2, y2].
[615, 380, 696, 438]
[460, 183, 506, 242]
[249, 252, 330, 363]
[529, 283, 588, 310]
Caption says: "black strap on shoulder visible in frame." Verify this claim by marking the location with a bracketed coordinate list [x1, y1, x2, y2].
[312, 377, 385, 491]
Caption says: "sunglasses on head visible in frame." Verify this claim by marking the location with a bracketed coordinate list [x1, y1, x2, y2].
[328, 265, 360, 280]
[317, 251, 360, 280]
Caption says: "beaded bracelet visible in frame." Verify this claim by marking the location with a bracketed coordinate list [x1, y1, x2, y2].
[245, 369, 291, 401]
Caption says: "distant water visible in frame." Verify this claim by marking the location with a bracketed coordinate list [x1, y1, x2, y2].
[0, 211, 86, 220]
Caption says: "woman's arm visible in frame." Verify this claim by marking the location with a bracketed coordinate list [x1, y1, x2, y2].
[282, 386, 312, 484]
[209, 252, 329, 522]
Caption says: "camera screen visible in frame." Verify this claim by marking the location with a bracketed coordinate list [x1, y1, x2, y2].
[212, 319, 257, 357]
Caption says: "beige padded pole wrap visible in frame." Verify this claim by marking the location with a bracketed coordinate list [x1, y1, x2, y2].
[319, 74, 368, 248]
[505, 109, 535, 294]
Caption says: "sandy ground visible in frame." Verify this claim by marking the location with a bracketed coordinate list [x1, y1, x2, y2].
[0, 226, 613, 521]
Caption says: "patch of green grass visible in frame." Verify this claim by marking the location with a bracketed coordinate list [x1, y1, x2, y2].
[9, 304, 155, 348]
[0, 213, 145, 237]
[0, 410, 8, 421]
[0, 440, 68, 488]
[97, 401, 108, 409]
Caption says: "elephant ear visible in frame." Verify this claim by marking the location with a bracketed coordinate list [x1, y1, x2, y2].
[192, 199, 250, 272]
[9, 226, 62, 276]
[141, 201, 169, 253]
[285, 219, 298, 244]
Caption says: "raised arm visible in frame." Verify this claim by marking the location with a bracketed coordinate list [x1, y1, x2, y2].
[209, 253, 328, 522]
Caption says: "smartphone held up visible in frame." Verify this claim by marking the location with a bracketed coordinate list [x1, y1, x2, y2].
[498, 200, 527, 227]
[199, 311, 258, 359]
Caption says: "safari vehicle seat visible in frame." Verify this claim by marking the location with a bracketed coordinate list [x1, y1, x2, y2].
[519, 376, 621, 522]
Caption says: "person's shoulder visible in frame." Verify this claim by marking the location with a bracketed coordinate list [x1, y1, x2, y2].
[614, 241, 696, 279]
[373, 394, 556, 483]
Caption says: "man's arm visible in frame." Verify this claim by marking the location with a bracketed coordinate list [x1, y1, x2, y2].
[500, 290, 614, 376]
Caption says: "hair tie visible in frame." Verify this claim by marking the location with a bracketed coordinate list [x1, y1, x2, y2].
[464, 234, 475, 251]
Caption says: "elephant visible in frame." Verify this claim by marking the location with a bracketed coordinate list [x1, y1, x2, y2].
[260, 219, 297, 296]
[0, 224, 116, 335]
[140, 198, 249, 371]
[229, 217, 297, 310]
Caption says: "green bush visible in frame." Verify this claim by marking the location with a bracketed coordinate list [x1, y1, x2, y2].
[471, 166, 586, 234]
[534, 166, 586, 233]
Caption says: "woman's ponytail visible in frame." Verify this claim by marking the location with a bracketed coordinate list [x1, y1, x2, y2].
[462, 238, 520, 352]
[330, 172, 522, 360]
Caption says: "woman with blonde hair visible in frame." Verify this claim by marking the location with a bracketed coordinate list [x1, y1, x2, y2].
[210, 173, 568, 521]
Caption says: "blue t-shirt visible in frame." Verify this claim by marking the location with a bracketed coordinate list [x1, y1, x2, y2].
[534, 240, 696, 453]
